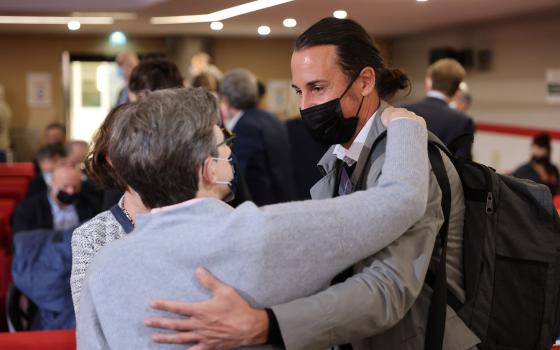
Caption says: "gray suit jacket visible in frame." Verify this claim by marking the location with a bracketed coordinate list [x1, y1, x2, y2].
[272, 102, 480, 350]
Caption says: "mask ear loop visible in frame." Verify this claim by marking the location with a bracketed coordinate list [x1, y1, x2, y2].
[340, 73, 365, 117]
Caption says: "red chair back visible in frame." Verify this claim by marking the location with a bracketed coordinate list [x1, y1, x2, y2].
[0, 178, 30, 203]
[0, 330, 76, 349]
[0, 163, 36, 179]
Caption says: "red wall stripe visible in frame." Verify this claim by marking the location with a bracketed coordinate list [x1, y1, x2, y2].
[476, 122, 560, 140]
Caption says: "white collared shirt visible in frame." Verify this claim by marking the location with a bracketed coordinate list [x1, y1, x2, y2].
[332, 110, 379, 166]
[47, 195, 80, 231]
[225, 111, 244, 130]
[427, 90, 449, 102]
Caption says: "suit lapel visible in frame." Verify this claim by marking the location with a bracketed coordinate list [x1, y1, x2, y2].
[350, 101, 390, 190]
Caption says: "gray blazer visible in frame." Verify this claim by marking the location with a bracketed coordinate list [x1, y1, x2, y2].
[77, 120, 430, 350]
[271, 102, 480, 350]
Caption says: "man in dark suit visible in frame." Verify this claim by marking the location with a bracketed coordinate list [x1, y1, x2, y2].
[402, 58, 475, 158]
[13, 163, 100, 234]
[219, 69, 296, 206]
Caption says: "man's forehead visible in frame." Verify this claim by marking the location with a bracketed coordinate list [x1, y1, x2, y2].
[291, 45, 341, 84]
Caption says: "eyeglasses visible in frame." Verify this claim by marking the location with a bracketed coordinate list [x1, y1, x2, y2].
[217, 127, 235, 148]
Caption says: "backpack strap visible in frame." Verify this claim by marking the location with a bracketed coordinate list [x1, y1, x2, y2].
[353, 130, 387, 191]
[425, 143, 452, 350]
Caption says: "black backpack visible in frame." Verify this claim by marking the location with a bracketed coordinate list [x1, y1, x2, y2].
[427, 139, 560, 350]
[363, 131, 560, 350]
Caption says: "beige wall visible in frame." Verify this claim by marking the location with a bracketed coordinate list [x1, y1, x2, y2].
[391, 11, 560, 129]
[0, 33, 165, 160]
[211, 36, 392, 82]
[390, 10, 560, 171]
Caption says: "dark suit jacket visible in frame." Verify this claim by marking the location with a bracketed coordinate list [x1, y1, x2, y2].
[232, 108, 296, 206]
[12, 192, 100, 234]
[402, 97, 475, 158]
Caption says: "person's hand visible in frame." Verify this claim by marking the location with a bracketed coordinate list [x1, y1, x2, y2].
[381, 107, 426, 128]
[144, 267, 269, 350]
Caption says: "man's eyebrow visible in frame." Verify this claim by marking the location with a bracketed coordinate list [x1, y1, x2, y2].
[291, 80, 327, 89]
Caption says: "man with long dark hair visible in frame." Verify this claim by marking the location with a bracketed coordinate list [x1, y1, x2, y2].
[145, 18, 479, 350]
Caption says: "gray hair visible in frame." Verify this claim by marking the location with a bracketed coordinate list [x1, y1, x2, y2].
[219, 68, 258, 110]
[108, 87, 220, 208]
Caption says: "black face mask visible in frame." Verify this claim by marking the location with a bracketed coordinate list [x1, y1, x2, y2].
[532, 155, 551, 165]
[300, 78, 364, 145]
[57, 191, 78, 205]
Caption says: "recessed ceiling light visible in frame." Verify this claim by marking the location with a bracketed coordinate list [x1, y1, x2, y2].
[152, 0, 294, 24]
[416, 0, 429, 2]
[282, 18, 297, 28]
[67, 20, 81, 31]
[258, 25, 271, 36]
[109, 31, 127, 46]
[333, 10, 347, 19]
[210, 21, 224, 30]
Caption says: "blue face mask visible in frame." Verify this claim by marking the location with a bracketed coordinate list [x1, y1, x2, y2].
[212, 154, 239, 202]
[43, 172, 53, 187]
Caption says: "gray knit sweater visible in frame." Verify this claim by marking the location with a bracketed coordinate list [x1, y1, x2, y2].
[77, 119, 429, 350]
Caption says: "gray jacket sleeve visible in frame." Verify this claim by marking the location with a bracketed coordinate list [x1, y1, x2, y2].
[271, 171, 444, 350]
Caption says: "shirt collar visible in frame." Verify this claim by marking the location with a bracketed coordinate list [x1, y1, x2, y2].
[150, 198, 204, 214]
[427, 90, 449, 102]
[225, 110, 244, 130]
[332, 109, 379, 166]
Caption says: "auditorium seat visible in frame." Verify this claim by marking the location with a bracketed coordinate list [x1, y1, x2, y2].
[0, 162, 35, 179]
[0, 330, 75, 349]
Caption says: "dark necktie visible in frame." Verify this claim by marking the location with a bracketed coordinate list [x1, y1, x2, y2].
[338, 163, 356, 196]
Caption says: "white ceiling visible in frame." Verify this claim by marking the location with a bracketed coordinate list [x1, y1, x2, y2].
[0, 0, 559, 37]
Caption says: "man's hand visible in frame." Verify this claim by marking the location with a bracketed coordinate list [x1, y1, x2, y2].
[144, 267, 269, 350]
[381, 107, 426, 128]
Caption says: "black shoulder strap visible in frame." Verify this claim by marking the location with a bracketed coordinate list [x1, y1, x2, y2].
[353, 130, 387, 191]
[425, 143, 452, 350]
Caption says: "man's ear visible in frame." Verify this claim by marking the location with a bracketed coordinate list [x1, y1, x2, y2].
[359, 67, 376, 96]
[425, 77, 433, 91]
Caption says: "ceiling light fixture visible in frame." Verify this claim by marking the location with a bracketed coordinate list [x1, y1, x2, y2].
[67, 20, 81, 31]
[109, 31, 127, 46]
[282, 18, 297, 28]
[0, 16, 113, 25]
[210, 21, 224, 30]
[333, 10, 347, 19]
[258, 25, 271, 35]
[151, 0, 294, 24]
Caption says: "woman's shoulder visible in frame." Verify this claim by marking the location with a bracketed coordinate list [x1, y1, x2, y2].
[73, 209, 125, 244]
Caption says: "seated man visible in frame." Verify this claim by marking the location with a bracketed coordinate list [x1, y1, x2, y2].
[77, 88, 429, 349]
[13, 163, 101, 234]
[27, 143, 68, 197]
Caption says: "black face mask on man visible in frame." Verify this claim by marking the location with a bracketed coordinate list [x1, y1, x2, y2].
[532, 155, 551, 165]
[57, 190, 78, 205]
[299, 76, 365, 145]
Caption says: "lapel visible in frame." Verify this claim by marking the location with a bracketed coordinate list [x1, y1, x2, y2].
[310, 101, 391, 199]
[349, 101, 390, 190]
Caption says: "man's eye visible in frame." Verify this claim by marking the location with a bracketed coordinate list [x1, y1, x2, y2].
[311, 86, 323, 93]
[294, 89, 302, 96]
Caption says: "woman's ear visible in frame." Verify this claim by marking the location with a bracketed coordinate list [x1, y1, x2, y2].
[359, 67, 376, 96]
[201, 157, 217, 184]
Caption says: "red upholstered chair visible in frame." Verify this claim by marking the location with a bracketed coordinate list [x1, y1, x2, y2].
[0, 330, 76, 350]
[0, 163, 36, 179]
[0, 178, 30, 203]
